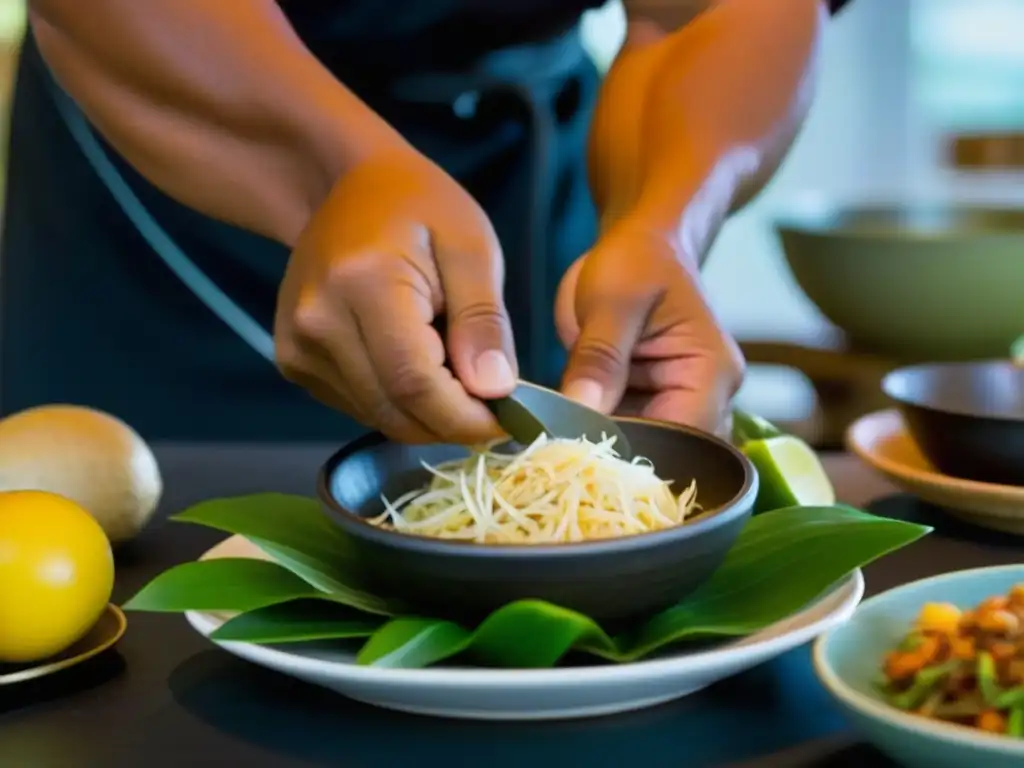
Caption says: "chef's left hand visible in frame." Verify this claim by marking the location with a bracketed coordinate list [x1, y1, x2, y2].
[554, 215, 744, 435]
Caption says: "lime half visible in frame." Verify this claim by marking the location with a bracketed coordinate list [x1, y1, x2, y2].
[742, 434, 836, 513]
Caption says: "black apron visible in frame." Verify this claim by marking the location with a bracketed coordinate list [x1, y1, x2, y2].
[0, 1, 602, 442]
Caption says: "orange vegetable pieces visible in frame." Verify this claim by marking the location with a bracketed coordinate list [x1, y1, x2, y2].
[950, 635, 976, 660]
[1008, 584, 1024, 607]
[885, 651, 924, 681]
[978, 610, 1019, 636]
[978, 709, 1007, 734]
[884, 635, 944, 681]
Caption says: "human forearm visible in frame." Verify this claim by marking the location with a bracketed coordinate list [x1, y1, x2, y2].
[589, 0, 827, 264]
[30, 0, 407, 246]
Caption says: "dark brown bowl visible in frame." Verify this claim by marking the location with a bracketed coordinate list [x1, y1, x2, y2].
[317, 418, 758, 624]
[882, 361, 1024, 486]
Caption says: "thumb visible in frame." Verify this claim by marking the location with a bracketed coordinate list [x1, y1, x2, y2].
[437, 236, 518, 400]
[553, 255, 584, 349]
[562, 294, 652, 414]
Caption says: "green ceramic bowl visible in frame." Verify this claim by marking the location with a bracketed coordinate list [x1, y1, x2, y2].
[776, 203, 1024, 362]
[814, 565, 1024, 768]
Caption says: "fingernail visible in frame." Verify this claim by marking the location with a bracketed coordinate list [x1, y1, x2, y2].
[564, 378, 604, 410]
[474, 350, 516, 393]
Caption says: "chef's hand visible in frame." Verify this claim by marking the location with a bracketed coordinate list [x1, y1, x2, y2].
[555, 215, 744, 435]
[275, 150, 517, 444]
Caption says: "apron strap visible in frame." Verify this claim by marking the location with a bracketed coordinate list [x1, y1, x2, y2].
[44, 65, 278, 364]
[44, 28, 588, 381]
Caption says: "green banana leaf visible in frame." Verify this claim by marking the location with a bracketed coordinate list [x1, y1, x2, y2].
[212, 601, 383, 644]
[123, 558, 341, 613]
[171, 493, 404, 616]
[125, 494, 929, 669]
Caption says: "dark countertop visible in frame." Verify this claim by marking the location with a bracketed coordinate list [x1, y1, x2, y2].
[2, 445, 1023, 768]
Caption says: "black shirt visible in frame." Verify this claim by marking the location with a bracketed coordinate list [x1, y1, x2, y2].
[281, 0, 851, 78]
[279, 0, 605, 80]
[0, 0, 853, 442]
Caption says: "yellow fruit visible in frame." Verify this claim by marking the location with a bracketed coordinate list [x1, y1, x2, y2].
[0, 405, 162, 544]
[0, 490, 115, 663]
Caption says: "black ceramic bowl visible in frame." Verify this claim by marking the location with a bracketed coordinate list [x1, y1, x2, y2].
[882, 360, 1024, 486]
[318, 418, 758, 624]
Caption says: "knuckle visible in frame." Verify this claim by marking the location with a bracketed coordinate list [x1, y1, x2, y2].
[324, 249, 383, 293]
[451, 301, 508, 333]
[383, 361, 436, 403]
[576, 335, 627, 372]
[290, 297, 330, 341]
[323, 258, 359, 294]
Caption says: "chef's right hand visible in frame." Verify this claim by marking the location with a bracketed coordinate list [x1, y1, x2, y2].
[274, 149, 518, 444]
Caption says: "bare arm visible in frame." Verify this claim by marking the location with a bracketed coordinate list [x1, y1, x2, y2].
[30, 1, 408, 246]
[588, 0, 828, 263]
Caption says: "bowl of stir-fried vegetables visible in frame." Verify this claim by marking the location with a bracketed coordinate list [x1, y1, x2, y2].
[814, 565, 1024, 768]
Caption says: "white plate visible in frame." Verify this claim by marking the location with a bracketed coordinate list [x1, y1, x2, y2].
[186, 535, 864, 721]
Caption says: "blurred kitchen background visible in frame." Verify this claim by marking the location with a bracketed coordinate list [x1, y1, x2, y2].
[0, 0, 1020, 443]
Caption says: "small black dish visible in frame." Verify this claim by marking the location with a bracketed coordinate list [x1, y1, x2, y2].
[317, 418, 758, 624]
[882, 360, 1024, 486]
